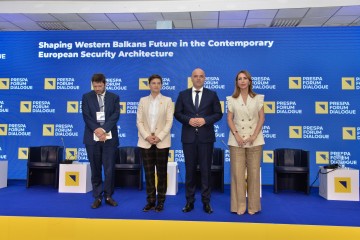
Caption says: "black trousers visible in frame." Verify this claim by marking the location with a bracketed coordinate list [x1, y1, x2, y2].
[86, 143, 116, 199]
[183, 139, 213, 204]
[140, 145, 169, 204]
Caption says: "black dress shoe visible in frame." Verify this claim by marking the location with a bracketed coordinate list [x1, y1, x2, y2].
[203, 203, 213, 214]
[155, 203, 164, 212]
[143, 203, 155, 212]
[182, 202, 194, 213]
[91, 198, 102, 209]
[105, 197, 118, 207]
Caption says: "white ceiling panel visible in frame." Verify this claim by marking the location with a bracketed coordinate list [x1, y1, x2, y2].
[219, 11, 248, 20]
[107, 13, 137, 21]
[248, 9, 277, 19]
[298, 17, 329, 26]
[162, 12, 191, 20]
[245, 18, 273, 28]
[173, 19, 192, 28]
[114, 21, 142, 30]
[325, 15, 359, 25]
[192, 19, 218, 28]
[191, 12, 218, 20]
[23, 13, 58, 22]
[52, 13, 85, 22]
[336, 5, 360, 15]
[62, 21, 94, 30]
[78, 13, 110, 22]
[305, 7, 340, 17]
[275, 8, 309, 18]
[219, 19, 245, 28]
[134, 13, 163, 21]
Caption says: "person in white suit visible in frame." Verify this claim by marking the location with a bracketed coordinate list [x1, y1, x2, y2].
[136, 74, 173, 212]
[227, 70, 265, 215]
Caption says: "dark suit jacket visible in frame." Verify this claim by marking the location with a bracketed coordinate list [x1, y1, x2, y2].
[174, 88, 223, 143]
[82, 90, 120, 146]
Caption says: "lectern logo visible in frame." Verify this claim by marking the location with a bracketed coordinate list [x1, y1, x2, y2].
[263, 150, 273, 163]
[289, 126, 302, 138]
[139, 78, 149, 90]
[289, 77, 302, 89]
[315, 102, 328, 114]
[20, 101, 32, 113]
[316, 151, 329, 164]
[44, 78, 56, 90]
[120, 102, 126, 114]
[65, 172, 80, 186]
[0, 124, 8, 135]
[67, 101, 79, 113]
[334, 177, 351, 193]
[0, 78, 10, 89]
[264, 102, 275, 114]
[341, 77, 355, 90]
[342, 127, 356, 140]
[18, 148, 29, 159]
[43, 124, 54, 136]
[66, 148, 77, 160]
[168, 150, 174, 162]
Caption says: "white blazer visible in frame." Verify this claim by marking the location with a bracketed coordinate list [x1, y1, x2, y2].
[136, 94, 173, 149]
[227, 94, 265, 148]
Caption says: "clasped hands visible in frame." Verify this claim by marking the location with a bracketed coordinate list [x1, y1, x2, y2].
[146, 135, 160, 145]
[235, 134, 255, 147]
[189, 117, 205, 128]
[94, 128, 107, 142]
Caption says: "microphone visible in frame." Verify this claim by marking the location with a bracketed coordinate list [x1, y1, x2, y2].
[60, 137, 73, 164]
[221, 140, 229, 150]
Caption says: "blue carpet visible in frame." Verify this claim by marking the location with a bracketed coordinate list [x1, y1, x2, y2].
[0, 180, 359, 227]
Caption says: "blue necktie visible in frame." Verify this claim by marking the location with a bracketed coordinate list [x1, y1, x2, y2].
[195, 90, 200, 110]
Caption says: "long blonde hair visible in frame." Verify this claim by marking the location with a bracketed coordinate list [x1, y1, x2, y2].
[231, 70, 257, 98]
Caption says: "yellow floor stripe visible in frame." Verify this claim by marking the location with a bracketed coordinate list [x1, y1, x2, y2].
[1, 216, 359, 240]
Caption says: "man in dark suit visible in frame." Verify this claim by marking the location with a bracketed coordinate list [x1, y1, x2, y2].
[174, 68, 223, 214]
[82, 73, 120, 209]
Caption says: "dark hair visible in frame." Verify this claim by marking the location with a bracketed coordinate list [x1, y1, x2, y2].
[148, 74, 162, 84]
[232, 70, 257, 98]
[91, 73, 106, 84]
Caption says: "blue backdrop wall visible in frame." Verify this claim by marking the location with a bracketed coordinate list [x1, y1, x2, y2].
[0, 27, 359, 185]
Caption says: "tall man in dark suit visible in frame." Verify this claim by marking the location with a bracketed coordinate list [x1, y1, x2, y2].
[82, 73, 120, 209]
[174, 68, 223, 214]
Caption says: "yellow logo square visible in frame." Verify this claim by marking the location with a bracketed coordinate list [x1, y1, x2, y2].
[44, 78, 56, 90]
[66, 148, 77, 160]
[334, 177, 351, 193]
[289, 77, 302, 89]
[263, 150, 273, 163]
[289, 126, 302, 138]
[43, 124, 54, 136]
[65, 172, 80, 186]
[315, 101, 328, 114]
[316, 151, 329, 164]
[120, 102, 126, 114]
[168, 150, 174, 162]
[342, 127, 356, 140]
[0, 124, 8, 135]
[341, 77, 355, 90]
[139, 78, 149, 90]
[67, 101, 79, 113]
[0, 78, 10, 90]
[20, 101, 32, 113]
[264, 101, 275, 114]
[187, 77, 193, 88]
[18, 148, 29, 159]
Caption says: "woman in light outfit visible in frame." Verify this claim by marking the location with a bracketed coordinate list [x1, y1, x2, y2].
[136, 74, 173, 212]
[227, 70, 265, 215]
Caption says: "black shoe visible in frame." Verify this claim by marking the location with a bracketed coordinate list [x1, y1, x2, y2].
[143, 203, 155, 212]
[155, 203, 164, 212]
[182, 202, 194, 213]
[105, 197, 118, 207]
[91, 198, 102, 209]
[203, 203, 213, 214]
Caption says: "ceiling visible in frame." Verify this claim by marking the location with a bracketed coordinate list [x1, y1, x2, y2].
[1, 0, 360, 31]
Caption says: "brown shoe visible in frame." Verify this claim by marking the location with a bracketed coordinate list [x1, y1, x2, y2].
[105, 197, 118, 207]
[143, 203, 155, 212]
[155, 203, 164, 212]
[91, 198, 102, 209]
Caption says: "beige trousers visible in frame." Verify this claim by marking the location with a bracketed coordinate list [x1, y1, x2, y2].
[230, 145, 262, 214]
